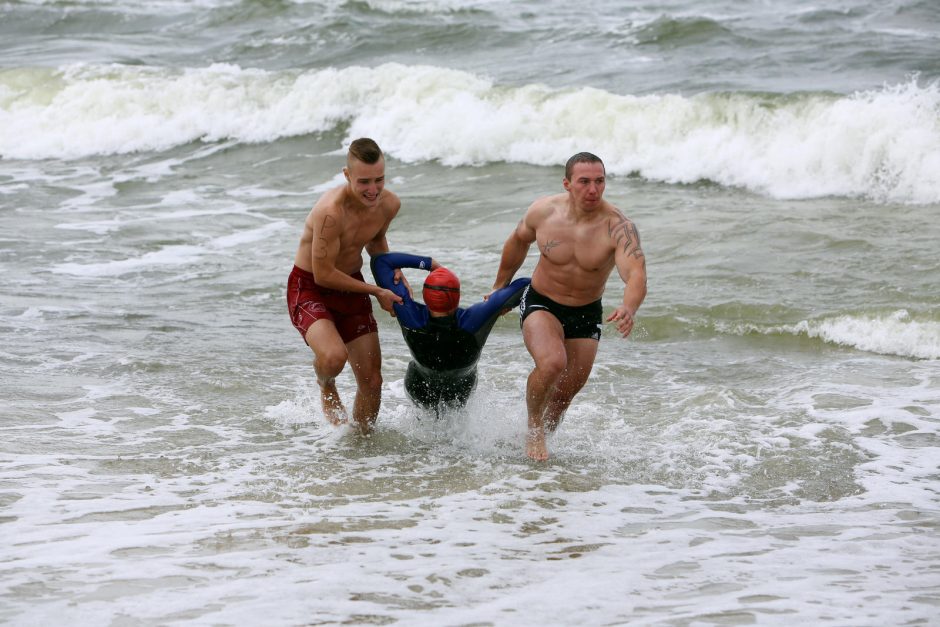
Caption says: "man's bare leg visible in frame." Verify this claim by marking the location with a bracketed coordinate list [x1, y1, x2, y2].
[315, 374, 347, 426]
[525, 369, 556, 461]
[522, 313, 567, 461]
[306, 320, 350, 426]
[346, 331, 383, 435]
[542, 338, 598, 432]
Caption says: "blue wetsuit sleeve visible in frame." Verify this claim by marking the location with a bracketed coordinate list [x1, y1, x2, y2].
[457, 277, 531, 334]
[375, 252, 435, 274]
[369, 253, 433, 329]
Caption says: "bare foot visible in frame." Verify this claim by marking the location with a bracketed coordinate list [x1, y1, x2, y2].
[318, 379, 348, 426]
[526, 427, 550, 461]
[352, 417, 374, 437]
[351, 388, 380, 437]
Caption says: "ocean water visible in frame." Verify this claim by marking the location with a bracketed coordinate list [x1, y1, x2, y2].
[1, 0, 939, 624]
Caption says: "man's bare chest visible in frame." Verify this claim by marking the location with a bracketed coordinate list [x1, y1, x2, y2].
[339, 213, 385, 247]
[537, 221, 612, 270]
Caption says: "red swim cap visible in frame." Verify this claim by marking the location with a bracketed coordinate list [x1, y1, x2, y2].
[423, 267, 460, 314]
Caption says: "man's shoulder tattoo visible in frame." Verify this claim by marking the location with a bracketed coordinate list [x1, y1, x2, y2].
[608, 213, 644, 259]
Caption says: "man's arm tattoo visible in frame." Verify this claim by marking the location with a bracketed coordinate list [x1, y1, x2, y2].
[608, 216, 644, 259]
[314, 214, 336, 260]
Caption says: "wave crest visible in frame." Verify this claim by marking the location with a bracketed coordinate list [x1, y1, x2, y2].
[719, 310, 940, 360]
[2, 63, 938, 203]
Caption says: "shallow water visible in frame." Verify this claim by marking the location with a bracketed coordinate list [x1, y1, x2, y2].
[2, 0, 940, 624]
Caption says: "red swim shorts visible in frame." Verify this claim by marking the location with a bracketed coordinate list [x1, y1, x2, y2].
[286, 265, 378, 344]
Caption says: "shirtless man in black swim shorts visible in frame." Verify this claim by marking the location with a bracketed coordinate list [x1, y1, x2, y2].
[490, 152, 647, 461]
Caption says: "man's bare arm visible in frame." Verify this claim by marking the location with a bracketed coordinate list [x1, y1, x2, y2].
[606, 213, 647, 337]
[310, 208, 383, 296]
[491, 212, 537, 290]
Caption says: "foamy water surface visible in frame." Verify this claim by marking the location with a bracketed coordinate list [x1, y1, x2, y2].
[2, 0, 939, 624]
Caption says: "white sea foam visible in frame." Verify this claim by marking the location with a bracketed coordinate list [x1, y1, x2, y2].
[54, 192, 251, 234]
[310, 172, 347, 193]
[2, 63, 938, 203]
[55, 407, 98, 426]
[794, 310, 940, 360]
[51, 220, 288, 277]
[720, 309, 940, 360]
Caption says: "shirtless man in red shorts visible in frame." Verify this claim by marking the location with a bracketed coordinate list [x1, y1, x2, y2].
[287, 138, 403, 434]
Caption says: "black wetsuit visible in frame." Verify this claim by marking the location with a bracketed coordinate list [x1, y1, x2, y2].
[371, 252, 530, 412]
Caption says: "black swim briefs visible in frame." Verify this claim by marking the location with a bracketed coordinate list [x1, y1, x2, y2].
[518, 284, 603, 340]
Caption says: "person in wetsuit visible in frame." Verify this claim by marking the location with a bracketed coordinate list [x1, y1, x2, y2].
[371, 252, 530, 412]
